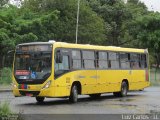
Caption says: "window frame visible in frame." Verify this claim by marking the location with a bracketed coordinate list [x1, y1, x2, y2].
[97, 51, 108, 69]
[82, 50, 96, 69]
[54, 47, 148, 71]
[140, 54, 148, 69]
[108, 51, 120, 69]
[71, 50, 82, 69]
[119, 52, 131, 69]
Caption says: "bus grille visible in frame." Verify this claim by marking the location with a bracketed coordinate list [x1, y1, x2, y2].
[19, 91, 40, 96]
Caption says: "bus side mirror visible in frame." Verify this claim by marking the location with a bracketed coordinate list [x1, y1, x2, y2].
[56, 50, 63, 63]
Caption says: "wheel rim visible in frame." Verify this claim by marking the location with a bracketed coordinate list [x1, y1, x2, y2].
[73, 86, 78, 102]
[122, 83, 127, 96]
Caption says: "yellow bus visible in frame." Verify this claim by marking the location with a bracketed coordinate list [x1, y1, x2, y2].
[12, 41, 150, 103]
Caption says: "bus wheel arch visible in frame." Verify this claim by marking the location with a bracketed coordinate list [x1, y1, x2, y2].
[36, 97, 45, 103]
[122, 79, 129, 91]
[69, 81, 82, 103]
[120, 79, 129, 97]
[113, 79, 129, 97]
[71, 81, 82, 94]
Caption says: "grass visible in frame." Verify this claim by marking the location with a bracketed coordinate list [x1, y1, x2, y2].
[150, 68, 160, 86]
[0, 102, 11, 115]
[0, 67, 12, 85]
[0, 102, 23, 120]
[0, 102, 12, 116]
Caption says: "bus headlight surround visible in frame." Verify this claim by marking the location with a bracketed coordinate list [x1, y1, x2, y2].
[11, 83, 17, 89]
[42, 80, 51, 89]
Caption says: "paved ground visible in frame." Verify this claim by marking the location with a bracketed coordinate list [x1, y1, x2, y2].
[0, 87, 160, 115]
[1, 87, 160, 120]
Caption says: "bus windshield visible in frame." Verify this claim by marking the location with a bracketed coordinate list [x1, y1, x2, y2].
[14, 44, 52, 80]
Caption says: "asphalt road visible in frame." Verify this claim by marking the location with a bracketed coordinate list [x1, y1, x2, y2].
[0, 87, 160, 120]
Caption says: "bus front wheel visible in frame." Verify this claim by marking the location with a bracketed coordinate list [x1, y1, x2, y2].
[36, 97, 45, 103]
[69, 85, 78, 103]
[113, 81, 128, 97]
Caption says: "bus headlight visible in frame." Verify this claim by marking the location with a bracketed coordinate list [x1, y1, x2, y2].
[42, 80, 51, 89]
[11, 83, 17, 89]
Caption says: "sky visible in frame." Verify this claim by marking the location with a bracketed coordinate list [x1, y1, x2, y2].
[140, 0, 160, 12]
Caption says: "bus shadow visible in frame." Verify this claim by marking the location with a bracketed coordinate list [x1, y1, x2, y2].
[21, 94, 142, 106]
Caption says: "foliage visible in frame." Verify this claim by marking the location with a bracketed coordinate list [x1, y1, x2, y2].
[0, 67, 12, 85]
[0, 0, 9, 7]
[0, 102, 22, 120]
[0, 102, 11, 116]
[0, 0, 105, 59]
[124, 0, 148, 47]
[88, 0, 132, 46]
[150, 68, 160, 86]
[0, 5, 17, 55]
[21, 0, 105, 44]
[0, 0, 160, 67]
[130, 13, 160, 67]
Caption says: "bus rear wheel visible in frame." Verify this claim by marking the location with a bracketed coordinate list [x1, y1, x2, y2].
[113, 81, 128, 97]
[36, 97, 45, 103]
[69, 85, 78, 103]
[89, 93, 101, 99]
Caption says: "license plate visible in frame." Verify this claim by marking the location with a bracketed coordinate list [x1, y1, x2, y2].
[19, 76, 28, 79]
[19, 84, 28, 89]
[26, 93, 33, 96]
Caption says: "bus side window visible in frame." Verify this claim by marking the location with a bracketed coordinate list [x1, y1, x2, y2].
[108, 52, 119, 69]
[130, 54, 140, 69]
[120, 53, 130, 69]
[72, 50, 81, 69]
[141, 54, 147, 68]
[98, 51, 108, 69]
[82, 51, 95, 69]
[55, 55, 70, 72]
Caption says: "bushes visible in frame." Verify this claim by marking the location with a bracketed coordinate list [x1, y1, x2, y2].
[0, 102, 12, 116]
[0, 67, 12, 85]
[0, 102, 22, 120]
[150, 68, 160, 86]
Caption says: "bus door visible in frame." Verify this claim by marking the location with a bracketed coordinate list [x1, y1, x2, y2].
[118, 53, 132, 91]
[96, 51, 108, 93]
[54, 48, 72, 95]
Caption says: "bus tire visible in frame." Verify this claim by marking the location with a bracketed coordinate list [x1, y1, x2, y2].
[69, 85, 78, 103]
[36, 97, 45, 103]
[89, 93, 101, 99]
[113, 81, 128, 97]
[120, 81, 128, 97]
[113, 92, 120, 97]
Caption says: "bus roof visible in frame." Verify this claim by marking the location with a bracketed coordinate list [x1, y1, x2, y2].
[54, 42, 147, 53]
[18, 42, 52, 46]
[17, 41, 148, 53]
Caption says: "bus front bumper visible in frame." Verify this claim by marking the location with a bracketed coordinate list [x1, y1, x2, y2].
[12, 85, 70, 98]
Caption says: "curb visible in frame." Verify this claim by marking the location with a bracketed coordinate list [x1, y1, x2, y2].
[0, 89, 12, 92]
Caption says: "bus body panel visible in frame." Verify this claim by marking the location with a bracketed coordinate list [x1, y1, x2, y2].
[12, 42, 150, 98]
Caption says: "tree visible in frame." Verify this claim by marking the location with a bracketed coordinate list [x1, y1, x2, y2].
[0, 5, 18, 67]
[88, 0, 133, 46]
[130, 13, 160, 67]
[87, 0, 149, 47]
[121, 0, 148, 47]
[21, 0, 106, 44]
[0, 0, 9, 7]
[0, 0, 106, 68]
